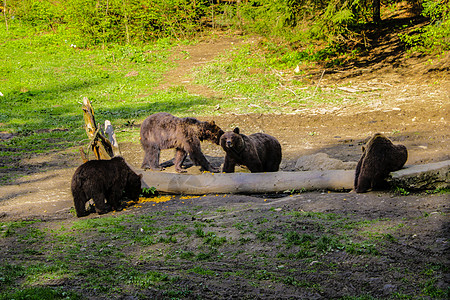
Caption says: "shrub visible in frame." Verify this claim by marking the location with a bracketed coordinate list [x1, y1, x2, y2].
[400, 0, 450, 53]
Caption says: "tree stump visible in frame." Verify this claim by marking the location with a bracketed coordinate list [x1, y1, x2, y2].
[80, 97, 120, 161]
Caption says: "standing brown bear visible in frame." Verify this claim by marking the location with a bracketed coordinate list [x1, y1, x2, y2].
[71, 156, 142, 217]
[140, 112, 224, 173]
[220, 127, 282, 173]
[354, 133, 408, 193]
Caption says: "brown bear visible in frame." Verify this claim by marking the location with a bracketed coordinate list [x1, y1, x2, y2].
[354, 133, 408, 193]
[140, 112, 224, 173]
[220, 127, 282, 173]
[71, 156, 142, 217]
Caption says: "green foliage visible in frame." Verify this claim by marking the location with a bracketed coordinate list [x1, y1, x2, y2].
[426, 187, 450, 194]
[394, 186, 411, 196]
[141, 186, 158, 197]
[400, 0, 450, 53]
[4, 0, 211, 45]
[3, 0, 63, 30]
[231, 0, 373, 45]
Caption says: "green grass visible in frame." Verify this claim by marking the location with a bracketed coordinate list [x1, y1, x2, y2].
[192, 42, 348, 114]
[1, 204, 447, 298]
[0, 23, 216, 182]
[0, 286, 82, 300]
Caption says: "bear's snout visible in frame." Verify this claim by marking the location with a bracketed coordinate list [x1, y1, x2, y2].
[226, 140, 233, 148]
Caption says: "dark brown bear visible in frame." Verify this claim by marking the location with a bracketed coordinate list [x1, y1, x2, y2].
[220, 127, 282, 173]
[71, 156, 142, 217]
[354, 133, 408, 193]
[140, 112, 224, 173]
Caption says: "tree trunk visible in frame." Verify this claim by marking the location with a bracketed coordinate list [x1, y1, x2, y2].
[373, 0, 381, 24]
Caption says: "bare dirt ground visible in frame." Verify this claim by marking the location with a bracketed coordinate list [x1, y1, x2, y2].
[0, 13, 449, 299]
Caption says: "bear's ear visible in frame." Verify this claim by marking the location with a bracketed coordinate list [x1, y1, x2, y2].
[139, 174, 143, 179]
[210, 120, 216, 126]
[233, 127, 240, 134]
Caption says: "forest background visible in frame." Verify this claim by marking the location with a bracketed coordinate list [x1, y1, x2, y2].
[2, 0, 449, 53]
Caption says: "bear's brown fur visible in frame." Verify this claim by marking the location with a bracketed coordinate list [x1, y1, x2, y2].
[140, 112, 224, 173]
[220, 127, 282, 173]
[71, 156, 142, 217]
[355, 133, 408, 193]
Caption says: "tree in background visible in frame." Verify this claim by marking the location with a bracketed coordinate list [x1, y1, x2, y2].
[373, 0, 381, 23]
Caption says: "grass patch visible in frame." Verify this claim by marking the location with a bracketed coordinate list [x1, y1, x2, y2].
[187, 266, 216, 276]
[0, 23, 221, 183]
[0, 264, 25, 286]
[192, 42, 348, 114]
[0, 286, 82, 300]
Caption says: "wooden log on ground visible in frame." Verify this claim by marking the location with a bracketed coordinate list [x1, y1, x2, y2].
[388, 160, 450, 191]
[133, 169, 355, 194]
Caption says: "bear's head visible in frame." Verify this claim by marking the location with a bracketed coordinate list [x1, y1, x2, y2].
[200, 120, 224, 145]
[220, 127, 244, 153]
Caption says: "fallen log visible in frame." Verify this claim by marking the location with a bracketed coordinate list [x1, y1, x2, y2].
[133, 160, 450, 195]
[388, 160, 450, 191]
[134, 169, 355, 195]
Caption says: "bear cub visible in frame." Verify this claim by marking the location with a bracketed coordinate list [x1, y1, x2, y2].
[354, 133, 408, 193]
[140, 112, 224, 173]
[71, 156, 142, 217]
[220, 127, 282, 173]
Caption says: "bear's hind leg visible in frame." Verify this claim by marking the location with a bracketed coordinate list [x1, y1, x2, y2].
[141, 143, 162, 170]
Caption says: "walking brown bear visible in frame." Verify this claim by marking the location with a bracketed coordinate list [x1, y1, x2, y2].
[71, 156, 142, 217]
[354, 133, 408, 193]
[140, 112, 224, 173]
[220, 127, 282, 173]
